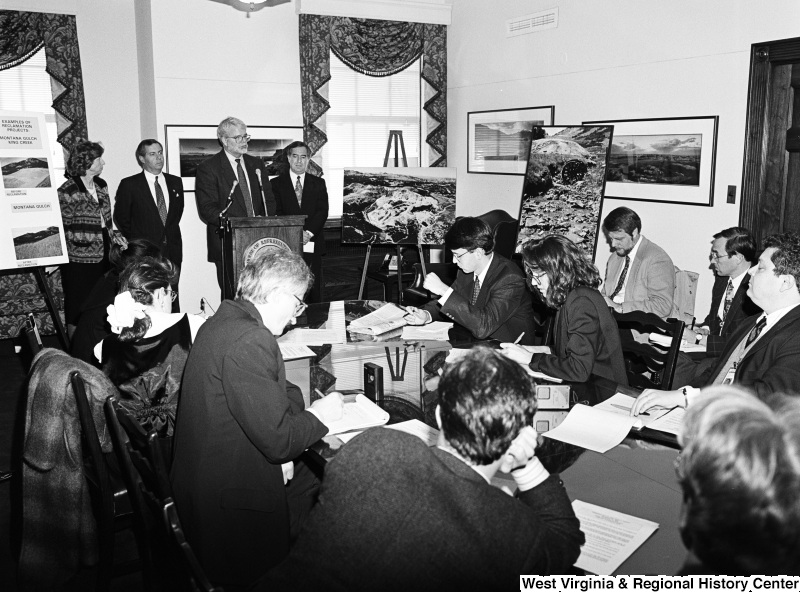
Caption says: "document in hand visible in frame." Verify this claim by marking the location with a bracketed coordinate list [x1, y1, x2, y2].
[323, 394, 390, 435]
[572, 500, 659, 575]
[347, 303, 409, 336]
[594, 393, 671, 430]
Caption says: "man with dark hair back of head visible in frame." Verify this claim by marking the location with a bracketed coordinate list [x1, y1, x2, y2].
[600, 206, 676, 318]
[632, 232, 800, 416]
[263, 346, 584, 591]
[171, 249, 343, 590]
[114, 139, 184, 310]
[676, 385, 800, 575]
[270, 140, 328, 303]
[404, 216, 537, 344]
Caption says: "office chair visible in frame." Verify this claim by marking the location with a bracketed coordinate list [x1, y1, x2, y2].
[612, 311, 685, 390]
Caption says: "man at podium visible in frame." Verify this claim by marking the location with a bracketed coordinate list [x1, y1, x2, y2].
[196, 116, 276, 293]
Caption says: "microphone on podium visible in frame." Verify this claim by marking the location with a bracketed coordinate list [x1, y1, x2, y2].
[221, 180, 238, 216]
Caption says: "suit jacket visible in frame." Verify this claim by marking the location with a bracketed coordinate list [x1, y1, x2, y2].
[114, 171, 184, 265]
[691, 305, 800, 398]
[264, 428, 584, 591]
[530, 286, 628, 385]
[170, 299, 327, 589]
[271, 172, 329, 255]
[700, 273, 761, 357]
[602, 236, 675, 318]
[195, 150, 277, 262]
[423, 254, 537, 344]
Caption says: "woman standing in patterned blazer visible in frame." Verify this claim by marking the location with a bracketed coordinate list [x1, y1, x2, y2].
[58, 141, 126, 336]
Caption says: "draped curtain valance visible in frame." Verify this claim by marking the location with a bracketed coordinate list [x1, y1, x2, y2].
[299, 14, 446, 167]
[0, 10, 88, 154]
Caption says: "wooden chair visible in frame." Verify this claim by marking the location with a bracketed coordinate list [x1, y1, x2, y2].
[163, 500, 224, 592]
[71, 371, 138, 591]
[612, 311, 685, 390]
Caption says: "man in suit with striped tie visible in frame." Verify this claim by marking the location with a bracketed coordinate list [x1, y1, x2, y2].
[114, 139, 184, 309]
[631, 232, 800, 416]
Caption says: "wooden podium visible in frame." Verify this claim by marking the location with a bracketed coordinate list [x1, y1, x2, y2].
[222, 215, 306, 299]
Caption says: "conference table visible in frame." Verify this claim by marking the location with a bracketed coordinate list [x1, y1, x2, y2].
[285, 300, 688, 575]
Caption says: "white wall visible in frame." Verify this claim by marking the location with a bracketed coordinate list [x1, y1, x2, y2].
[448, 0, 800, 311]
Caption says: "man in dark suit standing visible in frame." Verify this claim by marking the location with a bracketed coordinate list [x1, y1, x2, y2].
[264, 347, 583, 591]
[270, 141, 328, 303]
[114, 139, 184, 309]
[195, 116, 276, 297]
[404, 217, 537, 345]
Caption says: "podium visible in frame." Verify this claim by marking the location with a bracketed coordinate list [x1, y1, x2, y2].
[222, 215, 306, 299]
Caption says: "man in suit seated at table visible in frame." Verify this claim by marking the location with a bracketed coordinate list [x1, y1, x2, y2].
[632, 233, 800, 416]
[403, 216, 537, 345]
[601, 206, 675, 318]
[676, 385, 800, 575]
[263, 346, 584, 591]
[270, 141, 328, 303]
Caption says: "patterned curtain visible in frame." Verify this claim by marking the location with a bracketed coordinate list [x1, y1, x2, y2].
[299, 14, 447, 168]
[0, 10, 89, 155]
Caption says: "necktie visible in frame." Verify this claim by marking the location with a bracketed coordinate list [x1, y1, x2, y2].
[720, 279, 734, 329]
[745, 316, 767, 348]
[471, 277, 481, 305]
[610, 255, 630, 299]
[154, 176, 167, 226]
[294, 175, 303, 207]
[235, 158, 255, 217]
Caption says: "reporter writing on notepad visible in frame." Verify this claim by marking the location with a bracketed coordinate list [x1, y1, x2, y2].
[499, 234, 628, 385]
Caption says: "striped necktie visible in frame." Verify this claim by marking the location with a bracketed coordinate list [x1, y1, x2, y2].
[154, 176, 167, 226]
[294, 176, 303, 207]
[235, 158, 255, 216]
[471, 277, 481, 305]
[610, 255, 630, 299]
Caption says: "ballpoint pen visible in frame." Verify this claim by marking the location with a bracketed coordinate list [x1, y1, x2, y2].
[513, 332, 525, 345]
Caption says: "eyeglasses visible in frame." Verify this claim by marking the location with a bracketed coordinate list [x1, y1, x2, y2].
[165, 287, 178, 302]
[289, 293, 308, 315]
[452, 249, 475, 262]
[709, 252, 731, 261]
[228, 134, 251, 143]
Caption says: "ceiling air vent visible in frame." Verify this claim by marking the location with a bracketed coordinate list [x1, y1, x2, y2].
[506, 8, 558, 37]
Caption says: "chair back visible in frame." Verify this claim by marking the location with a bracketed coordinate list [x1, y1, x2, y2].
[612, 311, 685, 390]
[477, 209, 518, 259]
[163, 500, 224, 592]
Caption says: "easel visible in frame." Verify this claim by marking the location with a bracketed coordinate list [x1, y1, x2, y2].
[15, 267, 70, 350]
[357, 131, 428, 302]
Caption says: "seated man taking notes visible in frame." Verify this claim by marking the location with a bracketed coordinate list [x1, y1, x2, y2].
[632, 233, 800, 416]
[404, 216, 537, 345]
[263, 347, 584, 591]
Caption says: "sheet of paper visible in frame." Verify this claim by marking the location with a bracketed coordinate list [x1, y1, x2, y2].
[324, 394, 390, 435]
[649, 333, 706, 352]
[384, 419, 440, 446]
[401, 322, 453, 341]
[303, 241, 314, 253]
[349, 303, 407, 329]
[594, 393, 670, 429]
[572, 500, 659, 575]
[543, 404, 637, 453]
[277, 328, 345, 345]
[525, 367, 563, 384]
[644, 406, 685, 437]
[278, 343, 316, 360]
[335, 431, 363, 444]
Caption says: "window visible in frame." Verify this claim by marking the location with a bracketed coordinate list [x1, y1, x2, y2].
[322, 52, 421, 217]
[0, 48, 65, 179]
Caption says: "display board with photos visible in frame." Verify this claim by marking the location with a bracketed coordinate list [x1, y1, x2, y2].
[0, 110, 68, 271]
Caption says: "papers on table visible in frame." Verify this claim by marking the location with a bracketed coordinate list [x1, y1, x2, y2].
[278, 328, 344, 346]
[543, 403, 637, 453]
[445, 347, 563, 383]
[572, 500, 659, 575]
[384, 419, 440, 446]
[278, 343, 316, 360]
[323, 394, 390, 435]
[401, 321, 452, 341]
[348, 303, 408, 336]
[644, 406, 685, 437]
[649, 332, 706, 352]
[594, 393, 670, 430]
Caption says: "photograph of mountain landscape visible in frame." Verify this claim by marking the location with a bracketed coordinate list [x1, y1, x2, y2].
[1, 156, 51, 189]
[585, 116, 718, 206]
[607, 134, 701, 185]
[12, 226, 63, 260]
[342, 167, 456, 245]
[516, 126, 613, 256]
[468, 107, 554, 174]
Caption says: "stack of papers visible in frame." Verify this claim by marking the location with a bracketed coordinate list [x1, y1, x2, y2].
[278, 343, 316, 360]
[278, 328, 344, 346]
[348, 303, 408, 336]
[401, 321, 452, 341]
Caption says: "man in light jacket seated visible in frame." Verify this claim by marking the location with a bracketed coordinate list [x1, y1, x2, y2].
[263, 346, 585, 591]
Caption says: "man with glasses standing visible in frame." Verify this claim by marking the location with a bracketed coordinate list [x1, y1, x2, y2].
[196, 116, 277, 295]
[404, 217, 536, 344]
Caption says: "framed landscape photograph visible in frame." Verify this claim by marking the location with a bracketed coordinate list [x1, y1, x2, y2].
[164, 124, 304, 191]
[583, 116, 718, 206]
[468, 106, 555, 175]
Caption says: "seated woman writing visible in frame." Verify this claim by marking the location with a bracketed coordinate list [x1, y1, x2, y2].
[95, 255, 205, 436]
[500, 234, 627, 385]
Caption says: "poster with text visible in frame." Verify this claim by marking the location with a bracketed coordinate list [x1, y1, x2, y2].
[0, 111, 68, 270]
